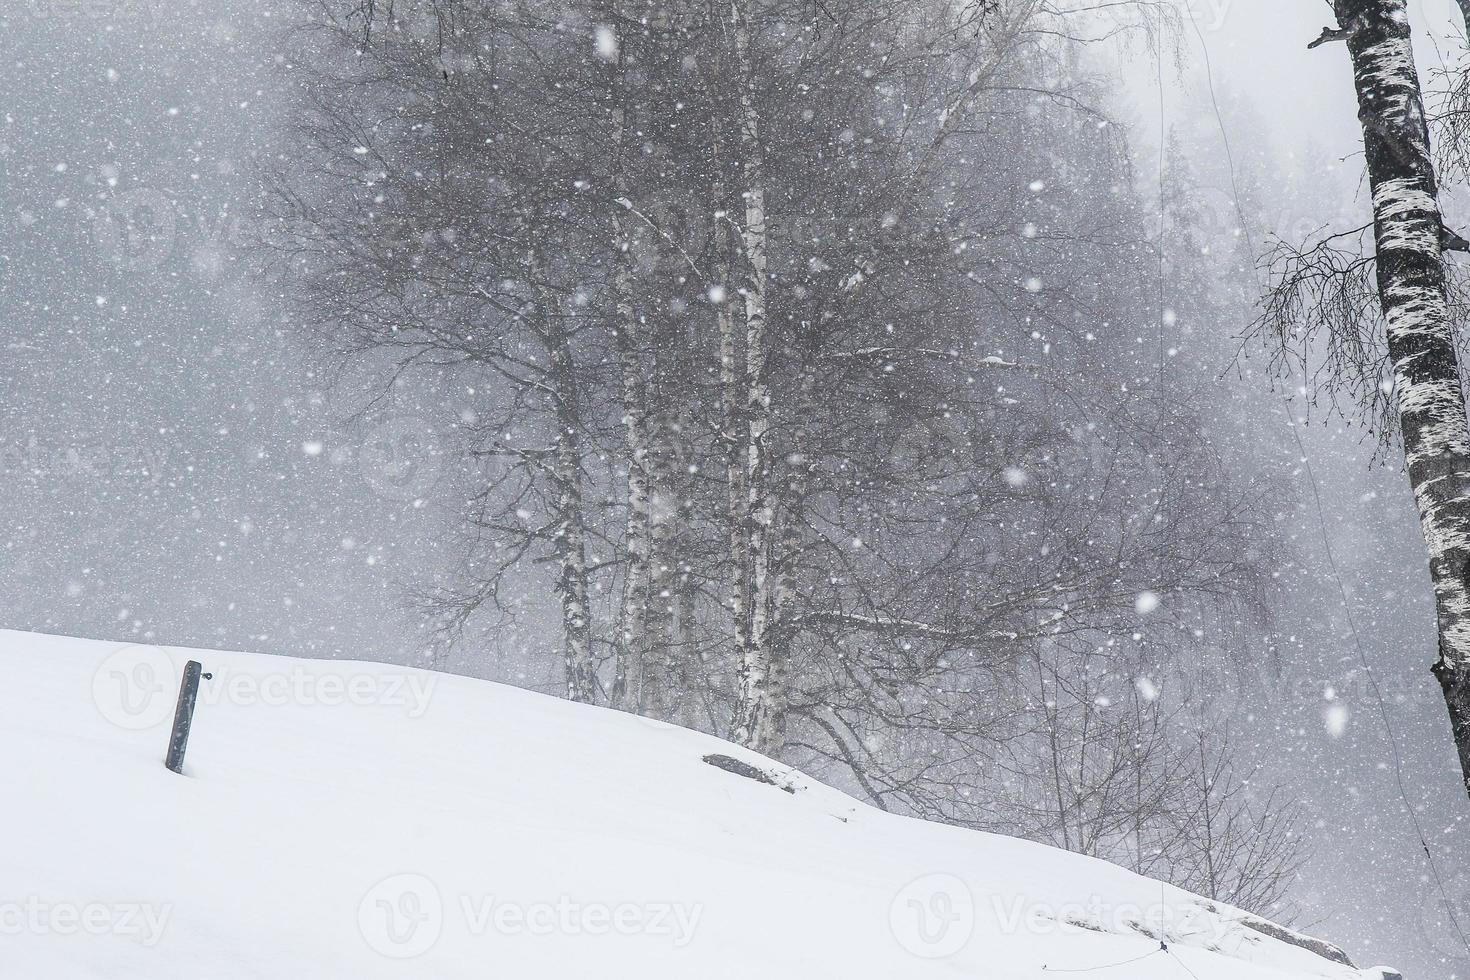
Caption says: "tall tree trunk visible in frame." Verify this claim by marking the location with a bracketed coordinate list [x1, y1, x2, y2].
[610, 225, 653, 711]
[643, 336, 679, 719]
[727, 0, 782, 756]
[552, 395, 596, 704]
[765, 365, 816, 754]
[703, 1, 753, 730]
[711, 119, 751, 679]
[605, 19, 654, 711]
[1331, 0, 1470, 796]
[532, 256, 596, 702]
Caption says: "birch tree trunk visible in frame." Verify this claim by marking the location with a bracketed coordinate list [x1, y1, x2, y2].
[727, 0, 782, 755]
[765, 366, 816, 754]
[532, 256, 596, 703]
[1330, 0, 1470, 796]
[710, 98, 752, 678]
[712, 187, 757, 728]
[643, 354, 678, 718]
[610, 264, 653, 710]
[605, 22, 654, 711]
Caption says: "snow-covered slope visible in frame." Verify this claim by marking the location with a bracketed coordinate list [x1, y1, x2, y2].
[0, 631, 1400, 979]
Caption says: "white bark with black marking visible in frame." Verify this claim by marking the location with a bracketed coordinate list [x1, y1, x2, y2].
[728, 0, 782, 756]
[605, 22, 654, 710]
[1335, 0, 1470, 795]
[543, 284, 596, 703]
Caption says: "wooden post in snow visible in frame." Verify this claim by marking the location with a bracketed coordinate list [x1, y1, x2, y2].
[164, 660, 204, 775]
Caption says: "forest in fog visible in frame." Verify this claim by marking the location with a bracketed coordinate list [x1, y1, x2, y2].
[253, 0, 1307, 913]
[7, 1, 1470, 977]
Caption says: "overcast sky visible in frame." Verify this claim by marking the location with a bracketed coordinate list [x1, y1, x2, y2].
[3, 1, 1469, 975]
[1166, 0, 1468, 168]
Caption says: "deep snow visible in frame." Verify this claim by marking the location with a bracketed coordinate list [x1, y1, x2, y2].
[0, 630, 1399, 979]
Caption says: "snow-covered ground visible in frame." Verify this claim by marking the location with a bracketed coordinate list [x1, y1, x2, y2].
[0, 630, 1399, 979]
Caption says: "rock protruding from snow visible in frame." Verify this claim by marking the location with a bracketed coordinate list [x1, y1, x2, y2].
[702, 753, 798, 793]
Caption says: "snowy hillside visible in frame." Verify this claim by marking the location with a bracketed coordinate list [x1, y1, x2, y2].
[1, 630, 1399, 980]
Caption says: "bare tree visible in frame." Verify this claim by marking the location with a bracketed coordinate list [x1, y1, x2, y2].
[1260, 0, 1470, 797]
[257, 1, 623, 699]
[261, 6, 1297, 909]
[993, 648, 1306, 920]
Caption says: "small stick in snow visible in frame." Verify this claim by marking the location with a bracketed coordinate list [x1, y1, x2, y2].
[164, 660, 208, 775]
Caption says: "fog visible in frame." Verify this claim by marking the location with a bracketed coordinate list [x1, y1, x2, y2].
[2, 0, 1468, 975]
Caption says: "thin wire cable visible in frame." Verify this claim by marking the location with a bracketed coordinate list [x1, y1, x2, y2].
[1043, 948, 1164, 973]
[1166, 947, 1204, 980]
[1182, 1, 1470, 960]
[1156, 9, 1169, 396]
[1153, 17, 1175, 960]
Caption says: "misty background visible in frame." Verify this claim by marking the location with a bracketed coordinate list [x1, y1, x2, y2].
[1, 0, 1466, 975]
